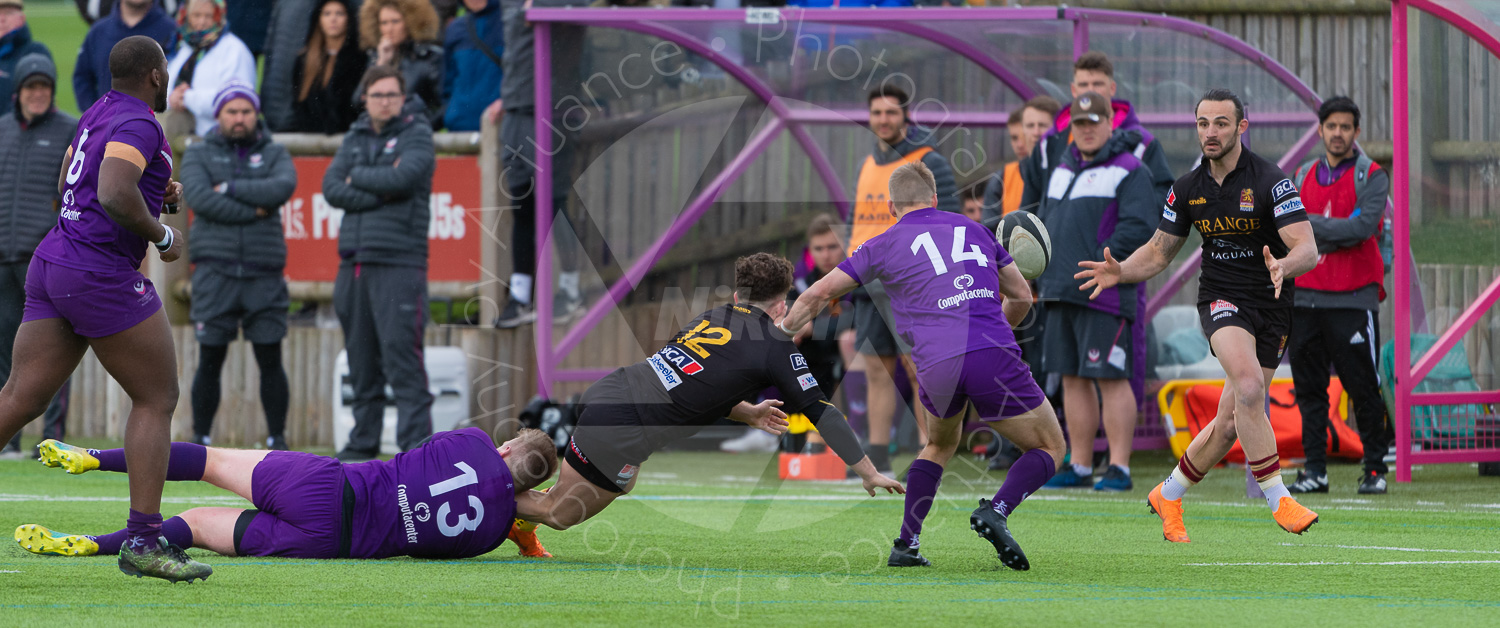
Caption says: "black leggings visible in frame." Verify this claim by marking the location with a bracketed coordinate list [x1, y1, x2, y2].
[192, 343, 289, 439]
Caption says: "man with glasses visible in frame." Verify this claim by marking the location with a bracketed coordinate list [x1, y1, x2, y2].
[321, 64, 437, 462]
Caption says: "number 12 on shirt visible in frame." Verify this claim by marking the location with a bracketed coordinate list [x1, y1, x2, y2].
[911, 226, 988, 275]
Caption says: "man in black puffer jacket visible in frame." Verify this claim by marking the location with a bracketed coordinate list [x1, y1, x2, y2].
[322, 65, 436, 461]
[179, 81, 298, 450]
[0, 53, 75, 458]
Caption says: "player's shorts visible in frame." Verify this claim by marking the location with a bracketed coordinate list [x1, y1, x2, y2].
[22, 256, 160, 338]
[567, 371, 654, 494]
[854, 295, 911, 357]
[916, 345, 1047, 420]
[1041, 302, 1133, 379]
[1198, 299, 1291, 370]
[190, 269, 290, 345]
[232, 451, 354, 559]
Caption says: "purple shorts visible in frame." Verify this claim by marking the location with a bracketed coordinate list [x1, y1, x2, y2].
[235, 451, 346, 559]
[22, 256, 160, 338]
[916, 346, 1047, 420]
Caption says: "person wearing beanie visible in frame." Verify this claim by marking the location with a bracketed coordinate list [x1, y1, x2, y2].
[166, 0, 255, 136]
[0, 1, 50, 117]
[0, 52, 75, 460]
[178, 79, 298, 450]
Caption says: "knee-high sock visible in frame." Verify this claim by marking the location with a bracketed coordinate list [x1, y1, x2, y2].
[842, 370, 867, 438]
[95, 516, 193, 555]
[992, 449, 1056, 517]
[90, 442, 208, 481]
[897, 459, 943, 546]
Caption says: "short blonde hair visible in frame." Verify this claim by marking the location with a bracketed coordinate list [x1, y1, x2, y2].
[888, 161, 937, 210]
[505, 428, 559, 493]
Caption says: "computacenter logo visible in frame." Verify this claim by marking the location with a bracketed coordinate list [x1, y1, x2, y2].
[954, 274, 974, 290]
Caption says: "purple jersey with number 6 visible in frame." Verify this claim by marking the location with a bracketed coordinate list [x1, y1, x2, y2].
[837, 208, 1019, 371]
[34, 90, 172, 273]
[343, 428, 517, 559]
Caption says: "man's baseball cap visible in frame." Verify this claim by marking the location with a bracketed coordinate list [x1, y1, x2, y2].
[1070, 91, 1112, 123]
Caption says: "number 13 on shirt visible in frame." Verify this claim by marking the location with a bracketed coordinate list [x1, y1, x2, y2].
[911, 226, 988, 275]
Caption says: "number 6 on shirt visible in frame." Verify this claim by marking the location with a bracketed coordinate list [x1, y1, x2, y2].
[910, 226, 988, 276]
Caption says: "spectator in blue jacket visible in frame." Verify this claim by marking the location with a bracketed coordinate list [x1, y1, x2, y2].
[73, 0, 178, 111]
[441, 0, 502, 132]
[0, 1, 50, 117]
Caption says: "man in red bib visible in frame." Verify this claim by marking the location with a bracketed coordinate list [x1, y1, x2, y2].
[1285, 97, 1392, 496]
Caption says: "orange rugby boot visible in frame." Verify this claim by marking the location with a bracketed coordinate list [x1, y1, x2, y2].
[509, 519, 552, 558]
[1272, 497, 1319, 535]
[1147, 484, 1190, 543]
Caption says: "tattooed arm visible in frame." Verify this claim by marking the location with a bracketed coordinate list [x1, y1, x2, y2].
[1075, 229, 1187, 300]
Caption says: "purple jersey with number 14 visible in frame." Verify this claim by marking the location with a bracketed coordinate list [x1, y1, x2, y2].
[34, 90, 172, 273]
[343, 428, 517, 559]
[838, 208, 1019, 370]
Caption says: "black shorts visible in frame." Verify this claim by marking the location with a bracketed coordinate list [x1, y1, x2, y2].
[1197, 299, 1291, 369]
[1041, 303, 1132, 379]
[567, 373, 653, 494]
[853, 290, 910, 357]
[189, 270, 290, 346]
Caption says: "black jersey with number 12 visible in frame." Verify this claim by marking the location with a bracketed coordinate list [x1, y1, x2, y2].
[1158, 147, 1309, 310]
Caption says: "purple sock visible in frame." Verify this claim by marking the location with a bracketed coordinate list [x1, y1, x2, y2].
[843, 371, 867, 437]
[88, 442, 207, 481]
[897, 459, 944, 547]
[124, 509, 163, 555]
[992, 449, 1056, 518]
[91, 516, 191, 555]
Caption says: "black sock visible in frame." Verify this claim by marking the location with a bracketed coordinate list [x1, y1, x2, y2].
[253, 343, 289, 438]
[191, 344, 229, 438]
[867, 444, 891, 472]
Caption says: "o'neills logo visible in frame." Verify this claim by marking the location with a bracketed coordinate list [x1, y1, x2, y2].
[938, 287, 996, 309]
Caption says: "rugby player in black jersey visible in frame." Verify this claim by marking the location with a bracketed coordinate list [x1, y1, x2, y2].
[515, 253, 905, 541]
[1076, 89, 1322, 542]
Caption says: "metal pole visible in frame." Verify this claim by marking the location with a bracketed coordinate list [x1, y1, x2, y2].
[1391, 0, 1412, 482]
[534, 21, 554, 398]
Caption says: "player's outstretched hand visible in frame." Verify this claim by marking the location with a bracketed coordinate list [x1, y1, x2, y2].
[1074, 246, 1121, 300]
[1263, 246, 1285, 299]
[158, 225, 184, 263]
[862, 473, 905, 497]
[738, 399, 789, 436]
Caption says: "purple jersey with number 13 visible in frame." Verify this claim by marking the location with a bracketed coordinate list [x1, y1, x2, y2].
[34, 90, 172, 273]
[343, 428, 518, 559]
[838, 208, 1019, 370]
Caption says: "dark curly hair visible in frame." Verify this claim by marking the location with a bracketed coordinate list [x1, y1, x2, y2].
[734, 253, 794, 304]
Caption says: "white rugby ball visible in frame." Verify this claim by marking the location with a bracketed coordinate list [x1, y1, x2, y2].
[997, 210, 1051, 280]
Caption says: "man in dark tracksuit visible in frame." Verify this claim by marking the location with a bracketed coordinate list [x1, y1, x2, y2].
[0, 54, 75, 458]
[1286, 97, 1392, 495]
[322, 65, 436, 461]
[1034, 93, 1157, 493]
[179, 82, 297, 450]
[493, 0, 589, 328]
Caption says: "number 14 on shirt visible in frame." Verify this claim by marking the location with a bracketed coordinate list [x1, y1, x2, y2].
[911, 226, 989, 275]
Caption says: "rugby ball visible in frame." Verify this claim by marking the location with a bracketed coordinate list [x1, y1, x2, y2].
[998, 210, 1051, 280]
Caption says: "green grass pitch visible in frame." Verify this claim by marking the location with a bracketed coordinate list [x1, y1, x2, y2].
[3, 445, 1499, 626]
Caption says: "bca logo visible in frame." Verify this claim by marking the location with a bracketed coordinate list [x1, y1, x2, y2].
[1272, 178, 1296, 199]
[790, 353, 808, 371]
[658, 346, 703, 375]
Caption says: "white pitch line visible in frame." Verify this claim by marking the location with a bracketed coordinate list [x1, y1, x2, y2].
[0, 493, 248, 505]
[1279, 543, 1500, 554]
[0, 570, 20, 574]
[1187, 560, 1500, 566]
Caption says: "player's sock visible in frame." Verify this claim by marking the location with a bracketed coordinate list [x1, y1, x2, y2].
[1161, 455, 1205, 501]
[509, 273, 533, 304]
[896, 459, 943, 547]
[991, 449, 1055, 517]
[90, 530, 126, 555]
[123, 509, 163, 555]
[559, 271, 580, 300]
[842, 371, 867, 436]
[866, 444, 891, 472]
[1250, 454, 1292, 512]
[89, 517, 191, 556]
[87, 443, 208, 480]
[1070, 462, 1091, 478]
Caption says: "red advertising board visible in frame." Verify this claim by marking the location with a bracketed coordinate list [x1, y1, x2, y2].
[278, 156, 482, 282]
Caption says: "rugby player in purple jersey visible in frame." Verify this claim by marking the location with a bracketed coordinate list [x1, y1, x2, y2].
[16, 428, 557, 562]
[781, 161, 1066, 571]
[0, 36, 200, 582]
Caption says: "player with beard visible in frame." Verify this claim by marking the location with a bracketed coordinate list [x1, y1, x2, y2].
[0, 36, 205, 581]
[1076, 88, 1322, 541]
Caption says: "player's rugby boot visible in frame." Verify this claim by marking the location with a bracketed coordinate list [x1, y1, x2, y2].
[15, 524, 99, 556]
[1272, 497, 1319, 535]
[887, 539, 931, 567]
[118, 537, 212, 583]
[970, 499, 1029, 571]
[1147, 484, 1190, 543]
[509, 519, 552, 558]
[37, 439, 99, 475]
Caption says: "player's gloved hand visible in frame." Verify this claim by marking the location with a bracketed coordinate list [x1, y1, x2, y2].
[732, 399, 789, 435]
[1263, 246, 1285, 299]
[1074, 246, 1121, 300]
